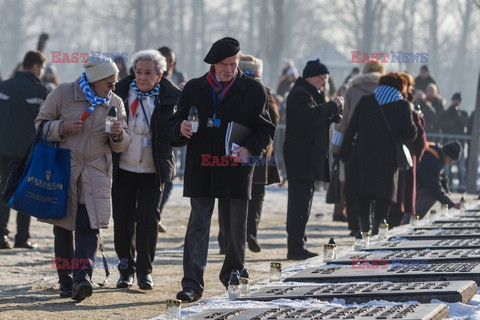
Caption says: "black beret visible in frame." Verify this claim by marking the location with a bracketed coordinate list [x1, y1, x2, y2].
[204, 37, 241, 64]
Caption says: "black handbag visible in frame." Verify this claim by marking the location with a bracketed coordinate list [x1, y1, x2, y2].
[0, 123, 45, 204]
[395, 142, 413, 170]
[0, 160, 25, 204]
[326, 158, 340, 203]
[378, 104, 413, 170]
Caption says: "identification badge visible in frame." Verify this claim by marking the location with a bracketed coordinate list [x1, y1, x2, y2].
[143, 137, 152, 147]
[207, 118, 214, 127]
[213, 118, 221, 128]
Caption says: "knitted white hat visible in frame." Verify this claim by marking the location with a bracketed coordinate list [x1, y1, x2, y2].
[82, 55, 119, 83]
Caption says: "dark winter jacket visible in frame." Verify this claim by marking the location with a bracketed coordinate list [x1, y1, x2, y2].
[114, 75, 181, 186]
[340, 94, 417, 202]
[414, 75, 436, 93]
[283, 77, 340, 181]
[0, 71, 47, 159]
[413, 98, 437, 133]
[166, 69, 275, 199]
[252, 86, 281, 185]
[395, 111, 427, 214]
[436, 104, 469, 135]
[416, 142, 455, 207]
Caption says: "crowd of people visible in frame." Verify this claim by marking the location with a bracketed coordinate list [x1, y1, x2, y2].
[0, 37, 474, 303]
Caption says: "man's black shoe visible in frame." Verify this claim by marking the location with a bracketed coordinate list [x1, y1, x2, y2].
[333, 213, 348, 222]
[14, 240, 38, 249]
[176, 287, 202, 302]
[0, 235, 12, 249]
[59, 283, 73, 298]
[247, 234, 261, 253]
[137, 273, 154, 290]
[287, 249, 319, 261]
[72, 280, 92, 302]
[158, 221, 167, 233]
[116, 274, 134, 288]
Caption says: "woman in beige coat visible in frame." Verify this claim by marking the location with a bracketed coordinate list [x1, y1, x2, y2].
[35, 55, 130, 302]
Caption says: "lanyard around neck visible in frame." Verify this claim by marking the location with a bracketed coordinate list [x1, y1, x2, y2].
[211, 83, 226, 117]
[138, 97, 152, 132]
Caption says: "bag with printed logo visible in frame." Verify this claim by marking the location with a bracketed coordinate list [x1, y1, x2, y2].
[7, 123, 70, 219]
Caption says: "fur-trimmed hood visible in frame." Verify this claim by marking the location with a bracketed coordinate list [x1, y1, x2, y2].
[346, 72, 382, 90]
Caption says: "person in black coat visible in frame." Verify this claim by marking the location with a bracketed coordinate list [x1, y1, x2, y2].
[414, 65, 437, 93]
[340, 73, 417, 235]
[112, 49, 180, 290]
[0, 50, 47, 249]
[416, 141, 462, 217]
[166, 37, 275, 302]
[283, 59, 344, 260]
[217, 55, 281, 254]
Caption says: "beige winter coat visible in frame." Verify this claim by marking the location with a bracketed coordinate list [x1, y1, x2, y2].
[34, 81, 130, 231]
[330, 72, 381, 154]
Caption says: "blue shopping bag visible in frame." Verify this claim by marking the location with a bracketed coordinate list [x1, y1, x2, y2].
[7, 123, 70, 219]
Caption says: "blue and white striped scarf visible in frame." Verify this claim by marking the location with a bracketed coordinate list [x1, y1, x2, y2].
[373, 85, 404, 106]
[78, 72, 112, 119]
[129, 79, 160, 99]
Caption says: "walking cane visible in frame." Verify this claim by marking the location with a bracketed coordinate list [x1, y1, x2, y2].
[97, 235, 110, 287]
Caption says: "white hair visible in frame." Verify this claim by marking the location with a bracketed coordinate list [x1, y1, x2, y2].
[131, 49, 167, 75]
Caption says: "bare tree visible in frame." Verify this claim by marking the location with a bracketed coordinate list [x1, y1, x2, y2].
[133, 0, 145, 51]
[1, 0, 25, 78]
[400, 0, 417, 74]
[450, 0, 474, 91]
[428, 0, 439, 75]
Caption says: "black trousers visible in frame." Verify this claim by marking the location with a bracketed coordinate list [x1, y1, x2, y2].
[349, 195, 391, 220]
[53, 204, 100, 285]
[217, 183, 265, 249]
[348, 194, 392, 232]
[247, 183, 265, 237]
[0, 156, 31, 243]
[415, 185, 438, 219]
[182, 197, 247, 294]
[388, 202, 405, 228]
[159, 181, 173, 217]
[286, 179, 315, 253]
[112, 169, 161, 275]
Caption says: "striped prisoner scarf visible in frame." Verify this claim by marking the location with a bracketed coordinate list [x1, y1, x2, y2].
[373, 85, 404, 106]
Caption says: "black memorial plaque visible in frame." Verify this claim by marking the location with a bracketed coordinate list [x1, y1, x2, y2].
[185, 304, 449, 320]
[460, 210, 480, 218]
[389, 229, 480, 240]
[327, 249, 480, 265]
[284, 261, 480, 284]
[414, 222, 480, 229]
[434, 218, 480, 223]
[460, 214, 480, 218]
[363, 238, 480, 251]
[238, 280, 476, 304]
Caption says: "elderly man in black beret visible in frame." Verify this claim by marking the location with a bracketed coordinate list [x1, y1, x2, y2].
[283, 59, 344, 260]
[167, 37, 275, 302]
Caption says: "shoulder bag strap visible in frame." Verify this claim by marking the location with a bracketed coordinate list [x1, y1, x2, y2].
[22, 121, 48, 164]
[377, 103, 395, 141]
